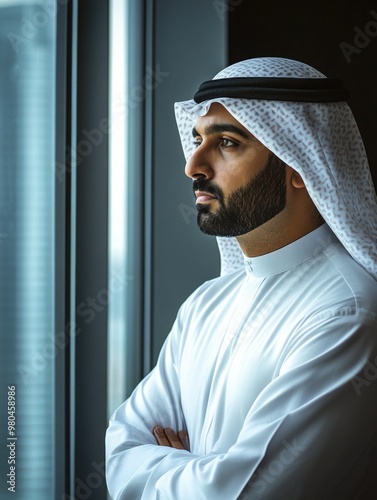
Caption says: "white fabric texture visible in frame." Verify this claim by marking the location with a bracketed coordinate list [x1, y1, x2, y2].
[174, 57, 377, 280]
[106, 225, 377, 499]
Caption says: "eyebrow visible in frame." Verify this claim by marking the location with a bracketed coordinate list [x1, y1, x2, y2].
[192, 123, 252, 140]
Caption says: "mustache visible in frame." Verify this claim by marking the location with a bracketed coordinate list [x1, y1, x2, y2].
[193, 179, 224, 200]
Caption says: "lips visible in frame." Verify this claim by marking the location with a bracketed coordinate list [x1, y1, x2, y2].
[195, 191, 217, 203]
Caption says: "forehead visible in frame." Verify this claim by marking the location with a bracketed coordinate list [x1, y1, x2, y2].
[194, 103, 248, 131]
[193, 102, 260, 143]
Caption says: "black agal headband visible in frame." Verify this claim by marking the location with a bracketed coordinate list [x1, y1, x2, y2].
[193, 77, 350, 103]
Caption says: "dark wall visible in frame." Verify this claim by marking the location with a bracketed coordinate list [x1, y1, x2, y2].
[150, 0, 226, 365]
[228, 0, 377, 186]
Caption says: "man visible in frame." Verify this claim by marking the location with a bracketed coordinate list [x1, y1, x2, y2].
[106, 57, 377, 499]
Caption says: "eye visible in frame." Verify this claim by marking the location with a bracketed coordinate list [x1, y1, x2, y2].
[192, 138, 202, 149]
[220, 138, 237, 148]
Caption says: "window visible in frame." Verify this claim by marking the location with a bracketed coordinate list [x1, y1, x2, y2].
[0, 1, 225, 498]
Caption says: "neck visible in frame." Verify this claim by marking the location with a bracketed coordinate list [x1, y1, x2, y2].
[236, 210, 325, 257]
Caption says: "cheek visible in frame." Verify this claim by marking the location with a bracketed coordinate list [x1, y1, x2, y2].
[229, 150, 269, 184]
[219, 148, 270, 197]
[245, 149, 260, 162]
[252, 147, 270, 166]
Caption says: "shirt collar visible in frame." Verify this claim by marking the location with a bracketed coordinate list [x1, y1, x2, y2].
[243, 224, 338, 278]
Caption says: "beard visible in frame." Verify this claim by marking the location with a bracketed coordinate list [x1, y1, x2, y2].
[194, 154, 286, 237]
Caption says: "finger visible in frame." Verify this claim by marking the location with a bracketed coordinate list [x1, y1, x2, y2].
[165, 428, 185, 449]
[178, 430, 190, 451]
[153, 426, 171, 447]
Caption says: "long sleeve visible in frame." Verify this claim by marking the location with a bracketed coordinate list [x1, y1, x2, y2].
[105, 304, 196, 499]
[155, 313, 377, 500]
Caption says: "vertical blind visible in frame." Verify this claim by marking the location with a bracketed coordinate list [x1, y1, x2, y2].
[0, 3, 56, 498]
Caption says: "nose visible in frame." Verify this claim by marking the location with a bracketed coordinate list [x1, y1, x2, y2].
[184, 144, 214, 180]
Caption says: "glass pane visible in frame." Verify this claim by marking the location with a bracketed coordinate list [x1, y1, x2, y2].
[108, 0, 128, 417]
[108, 0, 145, 418]
[0, 2, 56, 498]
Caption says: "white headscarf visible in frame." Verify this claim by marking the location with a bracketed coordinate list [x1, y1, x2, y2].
[175, 57, 377, 280]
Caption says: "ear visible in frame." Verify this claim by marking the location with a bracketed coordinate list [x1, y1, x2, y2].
[289, 168, 305, 189]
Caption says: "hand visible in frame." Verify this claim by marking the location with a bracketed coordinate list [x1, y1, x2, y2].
[153, 426, 190, 451]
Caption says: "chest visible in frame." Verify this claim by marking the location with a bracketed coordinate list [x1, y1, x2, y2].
[178, 276, 299, 453]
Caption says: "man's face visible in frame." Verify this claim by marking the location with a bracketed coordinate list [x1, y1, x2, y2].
[185, 103, 287, 237]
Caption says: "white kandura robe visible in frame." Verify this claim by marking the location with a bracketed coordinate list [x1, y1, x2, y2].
[106, 224, 377, 499]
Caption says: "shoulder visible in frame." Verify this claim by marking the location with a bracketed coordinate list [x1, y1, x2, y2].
[320, 241, 377, 318]
[279, 243, 377, 372]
